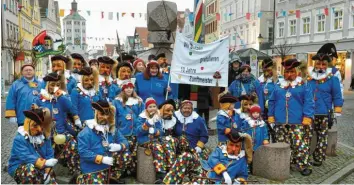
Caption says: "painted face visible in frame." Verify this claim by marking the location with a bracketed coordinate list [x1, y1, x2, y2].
[97, 110, 109, 125]
[82, 74, 94, 89]
[73, 59, 83, 73]
[228, 103, 235, 110]
[22, 66, 35, 80]
[147, 103, 157, 116]
[150, 66, 159, 76]
[160, 104, 174, 120]
[315, 60, 328, 74]
[52, 60, 65, 74]
[242, 100, 254, 113]
[124, 86, 134, 96]
[227, 141, 242, 155]
[181, 104, 193, 117]
[136, 62, 146, 72]
[263, 66, 273, 78]
[99, 63, 112, 76]
[29, 120, 43, 136]
[47, 81, 61, 94]
[251, 112, 260, 119]
[284, 68, 297, 81]
[119, 66, 132, 80]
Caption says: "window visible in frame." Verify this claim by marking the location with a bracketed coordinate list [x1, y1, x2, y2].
[278, 21, 284, 37]
[268, 23, 273, 42]
[67, 29, 71, 33]
[67, 37, 72, 41]
[333, 9, 343, 30]
[302, 17, 310, 34]
[83, 29, 85, 33]
[67, 21, 71, 25]
[352, 14, 354, 27]
[317, 14, 325, 32]
[82, 22, 85, 25]
[289, 19, 296, 36]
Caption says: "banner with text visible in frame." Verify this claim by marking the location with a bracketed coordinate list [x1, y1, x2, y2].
[171, 32, 229, 87]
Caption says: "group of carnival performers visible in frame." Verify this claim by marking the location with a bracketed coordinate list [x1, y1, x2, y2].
[5, 42, 343, 184]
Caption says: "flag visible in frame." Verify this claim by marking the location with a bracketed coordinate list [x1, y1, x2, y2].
[101, 12, 104, 19]
[324, 7, 329, 16]
[59, 9, 64, 17]
[189, 13, 194, 22]
[246, 12, 251, 20]
[257, 12, 262, 18]
[282, 10, 286, 17]
[87, 10, 91, 16]
[139, 13, 142, 18]
[108, 12, 113, 20]
[131, 13, 135, 18]
[3, 4, 6, 11]
[216, 13, 220, 21]
[296, 10, 300, 18]
[122, 12, 126, 17]
[288, 10, 295, 14]
[276, 11, 278, 17]
[117, 12, 119, 20]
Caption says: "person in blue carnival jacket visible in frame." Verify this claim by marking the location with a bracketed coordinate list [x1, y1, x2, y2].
[77, 100, 130, 184]
[135, 60, 171, 106]
[163, 100, 209, 184]
[97, 56, 120, 102]
[268, 59, 315, 176]
[132, 58, 146, 76]
[156, 53, 178, 100]
[5, 64, 42, 126]
[70, 53, 88, 82]
[70, 67, 101, 124]
[307, 43, 343, 167]
[34, 72, 81, 174]
[112, 61, 134, 94]
[8, 107, 58, 184]
[112, 80, 144, 175]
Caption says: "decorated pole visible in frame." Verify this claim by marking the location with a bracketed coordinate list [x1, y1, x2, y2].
[194, 0, 203, 43]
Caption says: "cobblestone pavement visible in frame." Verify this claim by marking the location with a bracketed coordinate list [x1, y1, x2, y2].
[337, 91, 354, 147]
[338, 172, 354, 184]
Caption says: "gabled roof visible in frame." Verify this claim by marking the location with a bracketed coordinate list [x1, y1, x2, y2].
[134, 27, 149, 48]
[104, 44, 117, 57]
[63, 12, 86, 21]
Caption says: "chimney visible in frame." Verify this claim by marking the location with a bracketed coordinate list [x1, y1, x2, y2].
[72, 0, 77, 12]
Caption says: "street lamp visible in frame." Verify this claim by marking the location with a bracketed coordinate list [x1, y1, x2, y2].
[257, 34, 264, 44]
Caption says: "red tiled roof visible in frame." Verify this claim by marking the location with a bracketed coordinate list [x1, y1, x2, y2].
[135, 27, 149, 48]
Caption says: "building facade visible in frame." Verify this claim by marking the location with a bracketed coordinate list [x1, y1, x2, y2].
[220, 0, 274, 53]
[205, 0, 220, 43]
[30, 0, 43, 77]
[133, 27, 152, 54]
[1, 0, 20, 83]
[274, 0, 354, 90]
[182, 9, 194, 40]
[62, 0, 87, 57]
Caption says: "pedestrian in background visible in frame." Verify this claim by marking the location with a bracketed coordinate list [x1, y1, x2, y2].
[350, 73, 354, 91]
[197, 86, 212, 129]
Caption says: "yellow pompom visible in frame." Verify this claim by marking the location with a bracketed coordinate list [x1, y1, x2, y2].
[54, 134, 66, 145]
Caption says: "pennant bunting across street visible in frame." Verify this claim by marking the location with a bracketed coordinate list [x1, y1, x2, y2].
[171, 32, 229, 87]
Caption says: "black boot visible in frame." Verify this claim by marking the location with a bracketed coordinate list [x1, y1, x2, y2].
[301, 168, 312, 176]
[155, 172, 166, 184]
[313, 160, 322, 166]
[109, 178, 125, 184]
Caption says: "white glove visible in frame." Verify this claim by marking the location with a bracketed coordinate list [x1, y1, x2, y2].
[43, 173, 51, 184]
[45, 158, 58, 167]
[9, 117, 17, 124]
[233, 179, 241, 185]
[109, 143, 122, 152]
[148, 127, 155, 134]
[74, 119, 83, 128]
[335, 113, 342, 117]
[147, 119, 155, 127]
[102, 156, 113, 166]
[195, 146, 202, 153]
[223, 171, 232, 185]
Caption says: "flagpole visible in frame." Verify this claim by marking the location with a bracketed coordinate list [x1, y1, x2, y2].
[116, 30, 123, 62]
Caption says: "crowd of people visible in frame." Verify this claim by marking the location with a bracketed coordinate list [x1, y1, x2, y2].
[5, 42, 344, 184]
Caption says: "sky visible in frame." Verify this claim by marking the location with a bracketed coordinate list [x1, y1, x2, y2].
[58, 0, 194, 49]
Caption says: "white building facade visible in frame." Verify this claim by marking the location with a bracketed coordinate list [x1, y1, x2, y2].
[274, 0, 354, 90]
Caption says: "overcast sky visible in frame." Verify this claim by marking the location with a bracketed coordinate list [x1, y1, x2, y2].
[58, 0, 194, 48]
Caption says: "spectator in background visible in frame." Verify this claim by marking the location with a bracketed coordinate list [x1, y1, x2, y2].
[350, 73, 354, 90]
[89, 59, 99, 69]
[133, 58, 146, 76]
[197, 86, 212, 129]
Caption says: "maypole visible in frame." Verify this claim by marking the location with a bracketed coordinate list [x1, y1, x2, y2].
[194, 0, 203, 43]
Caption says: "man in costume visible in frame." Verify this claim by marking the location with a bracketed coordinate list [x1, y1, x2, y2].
[71, 53, 87, 82]
[70, 67, 101, 124]
[216, 92, 241, 144]
[156, 53, 177, 101]
[196, 129, 253, 185]
[8, 107, 58, 184]
[258, 58, 282, 142]
[34, 72, 82, 174]
[97, 56, 120, 102]
[268, 59, 315, 176]
[112, 61, 134, 94]
[308, 44, 343, 166]
[6, 64, 42, 126]
[163, 100, 209, 184]
[77, 100, 130, 184]
[49, 55, 76, 94]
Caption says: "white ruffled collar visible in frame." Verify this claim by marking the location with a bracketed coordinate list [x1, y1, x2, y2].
[115, 96, 141, 106]
[18, 126, 45, 145]
[219, 145, 245, 159]
[258, 74, 273, 83]
[77, 83, 96, 97]
[71, 73, 81, 81]
[39, 89, 54, 101]
[235, 109, 249, 120]
[139, 110, 161, 121]
[245, 117, 265, 127]
[278, 76, 303, 88]
[65, 70, 71, 79]
[99, 75, 113, 83]
[162, 117, 177, 130]
[85, 119, 111, 134]
[308, 67, 332, 80]
[217, 110, 230, 118]
[175, 111, 199, 125]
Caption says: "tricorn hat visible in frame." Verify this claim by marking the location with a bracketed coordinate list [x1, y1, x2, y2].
[281, 59, 301, 70]
[71, 53, 87, 66]
[98, 56, 115, 65]
[262, 58, 273, 69]
[43, 72, 61, 82]
[23, 107, 52, 138]
[158, 99, 177, 110]
[51, 55, 69, 63]
[312, 43, 338, 62]
[219, 93, 238, 103]
[92, 100, 111, 115]
[117, 52, 135, 63]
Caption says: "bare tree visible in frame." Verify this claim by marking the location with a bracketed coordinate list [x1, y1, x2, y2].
[273, 41, 293, 62]
[2, 35, 25, 78]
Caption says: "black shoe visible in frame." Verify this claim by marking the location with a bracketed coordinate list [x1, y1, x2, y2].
[109, 178, 125, 184]
[313, 160, 322, 166]
[154, 179, 163, 184]
[301, 168, 312, 176]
